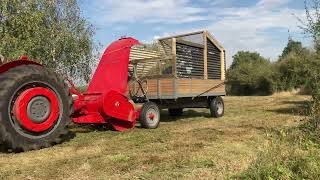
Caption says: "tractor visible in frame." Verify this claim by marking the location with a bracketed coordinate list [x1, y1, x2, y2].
[0, 31, 226, 152]
[0, 37, 153, 152]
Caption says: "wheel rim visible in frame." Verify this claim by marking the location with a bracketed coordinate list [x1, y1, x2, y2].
[146, 108, 159, 126]
[8, 81, 63, 139]
[216, 101, 224, 115]
[14, 87, 60, 132]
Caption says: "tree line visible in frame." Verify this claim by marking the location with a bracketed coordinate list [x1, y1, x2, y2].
[226, 38, 320, 96]
[0, 0, 95, 81]
[226, 0, 320, 102]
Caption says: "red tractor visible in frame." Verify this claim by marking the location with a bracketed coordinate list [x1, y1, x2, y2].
[0, 37, 158, 152]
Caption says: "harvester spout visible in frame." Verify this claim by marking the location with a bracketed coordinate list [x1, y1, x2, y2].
[87, 37, 140, 96]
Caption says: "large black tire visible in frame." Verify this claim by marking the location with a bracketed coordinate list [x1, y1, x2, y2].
[210, 96, 224, 118]
[139, 102, 160, 129]
[0, 65, 73, 152]
[168, 108, 183, 117]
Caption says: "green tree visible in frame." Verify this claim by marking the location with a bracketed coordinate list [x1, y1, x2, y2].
[276, 39, 311, 91]
[227, 51, 276, 96]
[279, 39, 307, 59]
[299, 0, 320, 96]
[0, 0, 95, 81]
[299, 0, 320, 127]
[300, 0, 320, 52]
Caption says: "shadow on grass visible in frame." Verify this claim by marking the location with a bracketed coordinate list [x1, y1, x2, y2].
[70, 124, 114, 134]
[160, 109, 211, 122]
[238, 124, 269, 132]
[67, 109, 212, 132]
[281, 100, 309, 106]
[0, 131, 76, 154]
[268, 100, 309, 116]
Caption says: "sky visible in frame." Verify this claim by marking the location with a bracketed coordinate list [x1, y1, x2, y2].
[79, 0, 312, 67]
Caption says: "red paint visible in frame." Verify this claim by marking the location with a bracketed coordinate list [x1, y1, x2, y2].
[110, 118, 136, 131]
[72, 93, 104, 123]
[0, 60, 41, 74]
[149, 113, 155, 120]
[20, 55, 28, 60]
[72, 113, 106, 124]
[14, 87, 60, 132]
[87, 37, 140, 96]
[71, 37, 140, 131]
[103, 90, 136, 122]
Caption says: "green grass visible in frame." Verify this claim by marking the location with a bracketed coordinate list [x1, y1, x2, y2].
[0, 94, 313, 179]
[235, 117, 320, 180]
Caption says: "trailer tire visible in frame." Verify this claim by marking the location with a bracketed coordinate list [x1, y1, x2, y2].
[168, 108, 183, 117]
[0, 65, 72, 152]
[139, 102, 160, 129]
[210, 96, 224, 118]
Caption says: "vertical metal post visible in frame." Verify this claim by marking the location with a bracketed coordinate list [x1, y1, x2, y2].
[172, 38, 177, 78]
[157, 79, 161, 99]
[133, 64, 138, 93]
[203, 31, 208, 80]
[173, 78, 178, 99]
[220, 50, 225, 80]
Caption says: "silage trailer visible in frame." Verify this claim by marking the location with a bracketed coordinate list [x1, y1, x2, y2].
[0, 30, 226, 152]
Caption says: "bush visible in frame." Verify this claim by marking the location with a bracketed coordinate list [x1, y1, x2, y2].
[226, 51, 276, 96]
[273, 38, 313, 92]
[235, 121, 320, 179]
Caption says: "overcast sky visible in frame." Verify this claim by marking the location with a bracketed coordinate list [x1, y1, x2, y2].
[79, 0, 312, 66]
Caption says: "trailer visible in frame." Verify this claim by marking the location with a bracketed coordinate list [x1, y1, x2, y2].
[128, 31, 226, 128]
[0, 30, 225, 152]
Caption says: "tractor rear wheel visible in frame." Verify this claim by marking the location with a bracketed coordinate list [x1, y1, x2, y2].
[0, 65, 72, 152]
[139, 102, 160, 129]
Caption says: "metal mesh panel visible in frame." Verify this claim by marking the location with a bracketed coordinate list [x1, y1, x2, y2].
[176, 43, 204, 78]
[207, 39, 221, 80]
[179, 33, 204, 45]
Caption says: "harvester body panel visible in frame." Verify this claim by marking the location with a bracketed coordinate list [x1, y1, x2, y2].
[87, 37, 139, 96]
[72, 37, 140, 131]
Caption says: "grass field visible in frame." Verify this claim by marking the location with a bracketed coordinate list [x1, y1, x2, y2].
[0, 94, 311, 179]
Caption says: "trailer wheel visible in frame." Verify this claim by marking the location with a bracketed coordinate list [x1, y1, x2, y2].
[168, 108, 183, 117]
[139, 102, 160, 129]
[0, 65, 72, 152]
[210, 96, 224, 118]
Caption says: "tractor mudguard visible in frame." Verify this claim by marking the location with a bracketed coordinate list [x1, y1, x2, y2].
[0, 60, 42, 74]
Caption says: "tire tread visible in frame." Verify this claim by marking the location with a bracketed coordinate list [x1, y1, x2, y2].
[0, 65, 72, 152]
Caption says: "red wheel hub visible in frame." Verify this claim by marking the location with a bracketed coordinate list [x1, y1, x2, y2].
[148, 113, 155, 120]
[14, 87, 60, 132]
